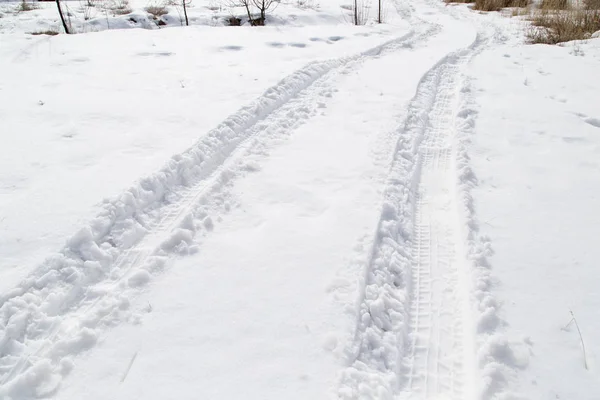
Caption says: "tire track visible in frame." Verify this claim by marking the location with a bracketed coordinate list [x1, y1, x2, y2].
[0, 26, 437, 399]
[338, 25, 494, 400]
[404, 59, 467, 400]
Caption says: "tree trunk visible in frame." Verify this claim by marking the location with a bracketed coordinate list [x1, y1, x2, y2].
[243, 1, 252, 24]
[183, 0, 189, 26]
[378, 0, 381, 23]
[354, 0, 358, 25]
[56, 0, 70, 34]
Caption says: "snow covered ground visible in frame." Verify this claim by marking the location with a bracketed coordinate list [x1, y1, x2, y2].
[468, 30, 600, 399]
[0, 1, 408, 293]
[1, 0, 599, 399]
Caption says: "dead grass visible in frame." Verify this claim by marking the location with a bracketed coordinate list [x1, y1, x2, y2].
[511, 6, 530, 16]
[110, 0, 132, 15]
[16, 0, 38, 12]
[30, 29, 59, 35]
[584, 0, 600, 9]
[473, 0, 529, 11]
[145, 4, 168, 17]
[527, 9, 600, 43]
[540, 0, 568, 10]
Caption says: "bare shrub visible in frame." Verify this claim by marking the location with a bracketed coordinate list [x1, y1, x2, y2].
[79, 0, 98, 20]
[252, 0, 279, 23]
[227, 0, 278, 26]
[527, 9, 600, 43]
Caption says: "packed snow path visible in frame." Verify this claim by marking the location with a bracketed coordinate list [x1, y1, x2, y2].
[0, 1, 509, 399]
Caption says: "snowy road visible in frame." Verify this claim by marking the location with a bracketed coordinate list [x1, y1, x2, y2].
[0, 1, 514, 399]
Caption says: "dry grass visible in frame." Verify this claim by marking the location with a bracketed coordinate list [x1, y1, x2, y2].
[511, 6, 530, 15]
[30, 29, 59, 35]
[473, 0, 529, 11]
[16, 0, 38, 12]
[540, 0, 568, 10]
[444, 0, 475, 3]
[584, 0, 600, 9]
[110, 0, 132, 14]
[527, 9, 600, 43]
[145, 4, 168, 17]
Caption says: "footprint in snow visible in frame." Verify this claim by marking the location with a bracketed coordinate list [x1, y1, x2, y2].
[220, 45, 243, 51]
[267, 41, 285, 48]
[288, 42, 307, 48]
[562, 136, 586, 143]
[137, 51, 174, 57]
[573, 112, 600, 129]
[584, 117, 600, 129]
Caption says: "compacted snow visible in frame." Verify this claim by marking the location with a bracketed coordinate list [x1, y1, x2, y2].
[0, 0, 599, 399]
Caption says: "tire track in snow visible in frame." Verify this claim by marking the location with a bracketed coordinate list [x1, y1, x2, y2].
[404, 57, 469, 400]
[0, 25, 438, 400]
[338, 23, 496, 400]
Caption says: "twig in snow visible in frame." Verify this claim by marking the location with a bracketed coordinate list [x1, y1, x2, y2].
[120, 351, 138, 383]
[563, 310, 588, 370]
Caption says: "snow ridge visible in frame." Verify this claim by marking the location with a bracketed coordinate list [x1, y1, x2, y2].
[454, 53, 530, 400]
[0, 27, 433, 400]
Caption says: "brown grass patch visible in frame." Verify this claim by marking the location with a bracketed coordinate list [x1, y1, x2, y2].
[474, 0, 529, 12]
[527, 9, 600, 43]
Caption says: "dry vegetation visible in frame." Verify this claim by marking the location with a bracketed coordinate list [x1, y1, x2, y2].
[584, 0, 600, 8]
[527, 9, 600, 43]
[540, 0, 568, 10]
[110, 0, 132, 15]
[445, 0, 600, 44]
[473, 0, 529, 12]
[30, 29, 59, 35]
[145, 4, 169, 17]
[16, 0, 38, 12]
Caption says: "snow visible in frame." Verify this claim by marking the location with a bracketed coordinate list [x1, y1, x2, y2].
[0, 6, 408, 293]
[468, 31, 600, 399]
[1, 0, 600, 399]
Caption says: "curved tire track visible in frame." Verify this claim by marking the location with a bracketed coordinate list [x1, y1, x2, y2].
[337, 22, 496, 400]
[0, 25, 437, 399]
